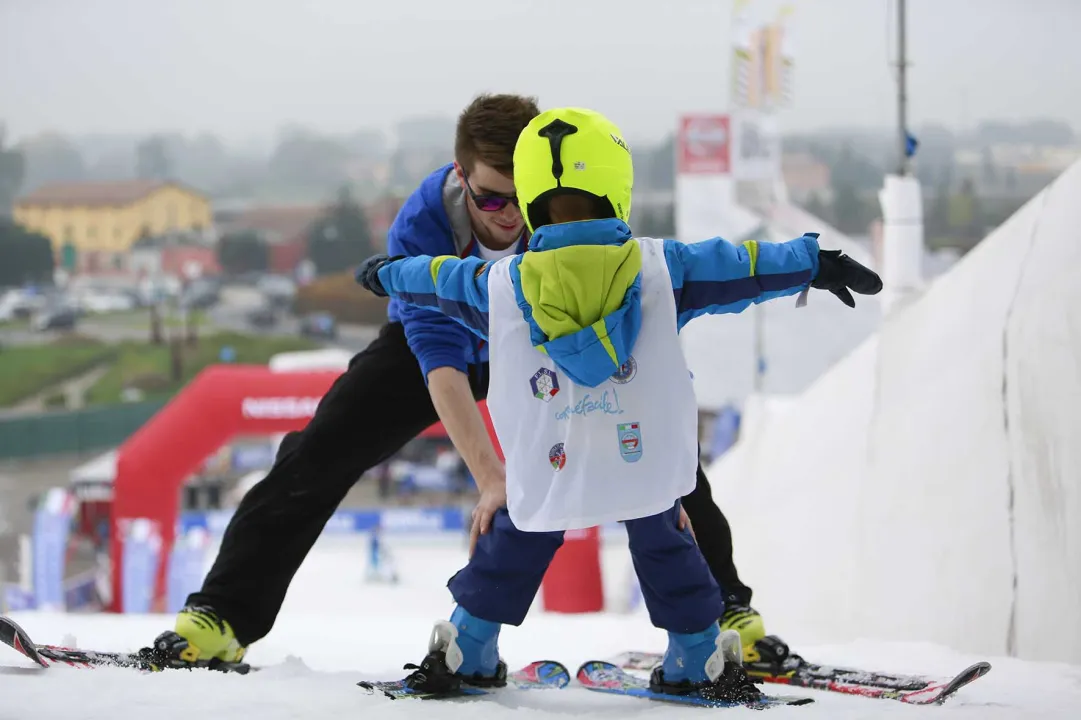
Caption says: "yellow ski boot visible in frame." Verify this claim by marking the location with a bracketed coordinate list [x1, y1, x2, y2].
[147, 605, 247, 669]
[719, 605, 766, 663]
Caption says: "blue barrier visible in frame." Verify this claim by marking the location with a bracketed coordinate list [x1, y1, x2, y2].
[120, 519, 162, 614]
[167, 528, 212, 613]
[63, 570, 101, 611]
[31, 488, 77, 611]
[178, 506, 469, 536]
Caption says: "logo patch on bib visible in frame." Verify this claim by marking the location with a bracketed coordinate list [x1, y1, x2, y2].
[530, 367, 560, 402]
[548, 442, 566, 471]
[610, 356, 637, 384]
[616, 422, 642, 463]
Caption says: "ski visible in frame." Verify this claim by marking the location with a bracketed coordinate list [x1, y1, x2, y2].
[609, 640, 992, 706]
[0, 615, 254, 674]
[577, 660, 813, 709]
[358, 660, 570, 700]
[0, 615, 46, 668]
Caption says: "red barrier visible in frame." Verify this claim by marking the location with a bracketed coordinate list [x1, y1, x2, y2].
[541, 526, 603, 613]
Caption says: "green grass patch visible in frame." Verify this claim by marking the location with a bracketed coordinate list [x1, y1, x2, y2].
[80, 308, 209, 330]
[0, 336, 116, 407]
[84, 332, 321, 406]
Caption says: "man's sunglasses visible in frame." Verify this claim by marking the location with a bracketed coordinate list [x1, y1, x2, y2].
[462, 169, 519, 212]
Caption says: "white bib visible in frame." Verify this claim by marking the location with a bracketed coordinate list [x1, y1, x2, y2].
[486, 237, 699, 532]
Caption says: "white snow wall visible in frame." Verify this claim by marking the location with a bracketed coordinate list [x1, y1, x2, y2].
[709, 158, 1081, 664]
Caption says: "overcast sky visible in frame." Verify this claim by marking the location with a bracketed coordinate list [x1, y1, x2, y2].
[2, 0, 1078, 146]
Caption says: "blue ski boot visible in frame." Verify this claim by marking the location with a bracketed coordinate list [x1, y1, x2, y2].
[402, 606, 508, 694]
[649, 626, 762, 703]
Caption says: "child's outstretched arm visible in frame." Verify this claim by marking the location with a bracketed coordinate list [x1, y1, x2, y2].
[662, 232, 881, 330]
[356, 253, 493, 340]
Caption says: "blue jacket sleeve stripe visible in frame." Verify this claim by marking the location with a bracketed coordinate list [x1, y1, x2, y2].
[379, 255, 492, 339]
[663, 234, 820, 329]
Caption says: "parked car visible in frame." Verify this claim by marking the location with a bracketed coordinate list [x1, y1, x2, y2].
[73, 288, 136, 314]
[246, 304, 278, 329]
[299, 312, 338, 340]
[258, 274, 297, 309]
[180, 279, 220, 310]
[32, 305, 78, 332]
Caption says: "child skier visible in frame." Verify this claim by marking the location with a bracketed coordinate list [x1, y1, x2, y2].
[356, 107, 881, 700]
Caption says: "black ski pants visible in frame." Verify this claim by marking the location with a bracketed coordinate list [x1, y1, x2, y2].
[187, 321, 752, 646]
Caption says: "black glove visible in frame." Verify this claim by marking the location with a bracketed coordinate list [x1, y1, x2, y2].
[355, 254, 404, 297]
[812, 249, 883, 308]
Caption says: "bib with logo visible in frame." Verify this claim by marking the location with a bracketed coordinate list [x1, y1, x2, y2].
[486, 237, 699, 531]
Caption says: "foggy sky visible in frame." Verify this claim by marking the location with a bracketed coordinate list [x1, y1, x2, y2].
[2, 0, 1078, 146]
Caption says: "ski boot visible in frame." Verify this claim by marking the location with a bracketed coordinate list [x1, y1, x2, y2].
[139, 605, 248, 671]
[401, 606, 508, 694]
[649, 626, 763, 704]
[719, 604, 767, 663]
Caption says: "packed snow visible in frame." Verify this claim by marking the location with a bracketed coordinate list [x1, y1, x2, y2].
[2, 533, 1079, 719]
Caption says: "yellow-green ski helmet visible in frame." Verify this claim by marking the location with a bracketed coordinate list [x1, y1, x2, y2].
[513, 107, 633, 234]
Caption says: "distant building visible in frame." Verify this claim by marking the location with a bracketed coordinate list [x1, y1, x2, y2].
[13, 180, 212, 275]
[129, 230, 221, 281]
[217, 204, 324, 275]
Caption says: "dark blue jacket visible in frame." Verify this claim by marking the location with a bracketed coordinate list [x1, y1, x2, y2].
[385, 163, 527, 380]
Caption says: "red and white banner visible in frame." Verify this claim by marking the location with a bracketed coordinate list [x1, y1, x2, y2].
[677, 115, 731, 175]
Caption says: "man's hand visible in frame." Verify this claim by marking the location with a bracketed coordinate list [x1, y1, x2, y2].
[678, 504, 696, 541]
[469, 470, 508, 557]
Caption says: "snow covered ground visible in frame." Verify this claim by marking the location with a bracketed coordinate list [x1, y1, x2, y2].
[3, 534, 1080, 719]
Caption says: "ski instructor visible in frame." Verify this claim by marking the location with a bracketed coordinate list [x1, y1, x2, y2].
[143, 93, 766, 669]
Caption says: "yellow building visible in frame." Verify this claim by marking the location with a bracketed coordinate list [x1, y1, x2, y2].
[13, 180, 212, 273]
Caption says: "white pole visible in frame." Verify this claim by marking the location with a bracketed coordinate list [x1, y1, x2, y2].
[879, 0, 923, 315]
[897, 0, 910, 177]
[19, 533, 32, 591]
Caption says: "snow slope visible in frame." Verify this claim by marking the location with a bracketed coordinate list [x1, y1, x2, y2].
[3, 535, 1080, 719]
[708, 158, 1081, 665]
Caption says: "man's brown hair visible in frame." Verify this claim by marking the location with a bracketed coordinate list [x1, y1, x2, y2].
[455, 93, 540, 176]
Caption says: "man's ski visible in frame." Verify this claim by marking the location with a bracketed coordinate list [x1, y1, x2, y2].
[0, 615, 46, 667]
[358, 660, 570, 700]
[609, 641, 992, 706]
[577, 661, 813, 709]
[0, 615, 253, 674]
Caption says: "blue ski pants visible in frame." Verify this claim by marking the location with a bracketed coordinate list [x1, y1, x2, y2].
[447, 502, 724, 633]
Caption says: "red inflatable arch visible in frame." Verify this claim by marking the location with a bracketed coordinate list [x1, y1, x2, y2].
[109, 363, 500, 612]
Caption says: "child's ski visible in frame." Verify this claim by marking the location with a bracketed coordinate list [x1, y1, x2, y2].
[358, 659, 570, 700]
[577, 660, 813, 709]
[609, 642, 992, 705]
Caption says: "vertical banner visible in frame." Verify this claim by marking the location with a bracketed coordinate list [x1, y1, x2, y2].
[675, 115, 736, 243]
[731, 0, 754, 108]
[31, 487, 76, 611]
[120, 518, 162, 614]
[166, 526, 210, 613]
[727, 4, 794, 206]
[735, 3, 795, 113]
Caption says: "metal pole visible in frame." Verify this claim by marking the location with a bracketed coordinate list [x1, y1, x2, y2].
[897, 0, 910, 176]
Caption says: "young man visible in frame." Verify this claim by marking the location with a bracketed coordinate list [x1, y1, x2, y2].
[142, 94, 540, 667]
[355, 107, 881, 698]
